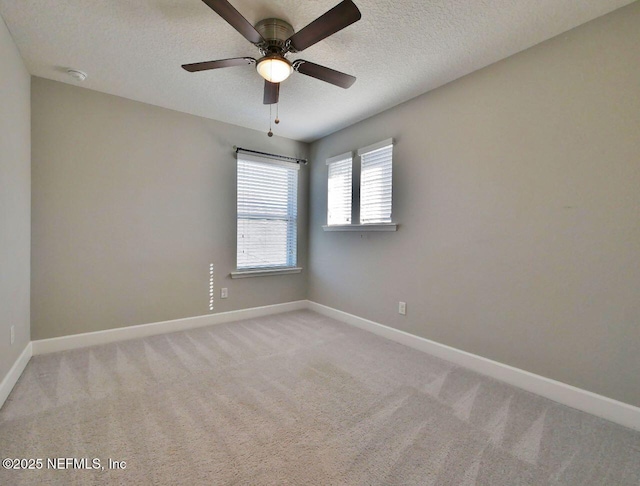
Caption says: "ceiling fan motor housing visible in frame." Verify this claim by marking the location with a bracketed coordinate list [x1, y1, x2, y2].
[255, 18, 294, 54]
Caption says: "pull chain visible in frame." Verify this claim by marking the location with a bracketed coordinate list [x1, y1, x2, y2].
[268, 104, 273, 137]
[275, 102, 280, 125]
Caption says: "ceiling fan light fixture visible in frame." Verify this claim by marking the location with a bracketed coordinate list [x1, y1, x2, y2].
[257, 55, 293, 83]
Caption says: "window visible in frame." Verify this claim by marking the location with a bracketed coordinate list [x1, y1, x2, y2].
[323, 138, 396, 232]
[326, 152, 353, 225]
[358, 139, 393, 224]
[236, 152, 298, 271]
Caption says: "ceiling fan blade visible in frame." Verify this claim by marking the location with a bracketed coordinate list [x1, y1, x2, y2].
[287, 0, 361, 52]
[182, 57, 255, 72]
[263, 80, 280, 104]
[294, 60, 356, 89]
[201, 0, 264, 44]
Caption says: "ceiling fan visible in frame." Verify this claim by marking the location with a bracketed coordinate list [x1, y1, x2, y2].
[181, 0, 361, 105]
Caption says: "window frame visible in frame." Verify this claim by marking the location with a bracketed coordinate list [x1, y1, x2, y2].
[322, 138, 397, 232]
[326, 151, 354, 226]
[232, 152, 302, 278]
[358, 139, 394, 225]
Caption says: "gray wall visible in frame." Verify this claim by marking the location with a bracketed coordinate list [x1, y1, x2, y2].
[308, 3, 640, 407]
[31, 78, 308, 340]
[0, 17, 31, 380]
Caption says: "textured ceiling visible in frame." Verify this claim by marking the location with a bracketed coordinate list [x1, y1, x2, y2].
[0, 0, 633, 142]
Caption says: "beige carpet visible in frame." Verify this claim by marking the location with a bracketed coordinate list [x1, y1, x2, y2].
[1, 310, 639, 485]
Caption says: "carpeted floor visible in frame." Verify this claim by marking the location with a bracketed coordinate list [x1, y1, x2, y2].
[1, 310, 639, 485]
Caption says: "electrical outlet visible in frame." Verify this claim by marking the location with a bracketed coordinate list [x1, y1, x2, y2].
[398, 302, 406, 315]
[10, 325, 15, 345]
[221, 288, 228, 299]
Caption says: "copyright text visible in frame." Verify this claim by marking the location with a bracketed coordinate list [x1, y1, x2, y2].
[3, 457, 127, 471]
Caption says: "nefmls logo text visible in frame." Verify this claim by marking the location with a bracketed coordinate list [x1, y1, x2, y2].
[47, 457, 101, 469]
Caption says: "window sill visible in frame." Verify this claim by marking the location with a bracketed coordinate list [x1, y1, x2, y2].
[230, 267, 303, 279]
[322, 223, 398, 232]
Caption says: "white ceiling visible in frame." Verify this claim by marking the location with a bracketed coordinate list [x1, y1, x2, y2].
[0, 0, 632, 142]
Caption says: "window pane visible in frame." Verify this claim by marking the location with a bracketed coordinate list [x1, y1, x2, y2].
[360, 144, 393, 223]
[237, 157, 298, 269]
[327, 157, 352, 225]
[237, 219, 289, 268]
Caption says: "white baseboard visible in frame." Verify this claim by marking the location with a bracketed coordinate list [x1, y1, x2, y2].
[32, 300, 307, 355]
[0, 342, 33, 409]
[307, 301, 640, 432]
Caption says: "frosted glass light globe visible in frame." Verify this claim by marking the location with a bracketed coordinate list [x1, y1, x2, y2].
[257, 56, 293, 83]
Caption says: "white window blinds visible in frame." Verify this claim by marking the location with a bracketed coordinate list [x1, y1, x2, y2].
[358, 139, 393, 224]
[237, 153, 298, 270]
[327, 152, 353, 225]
